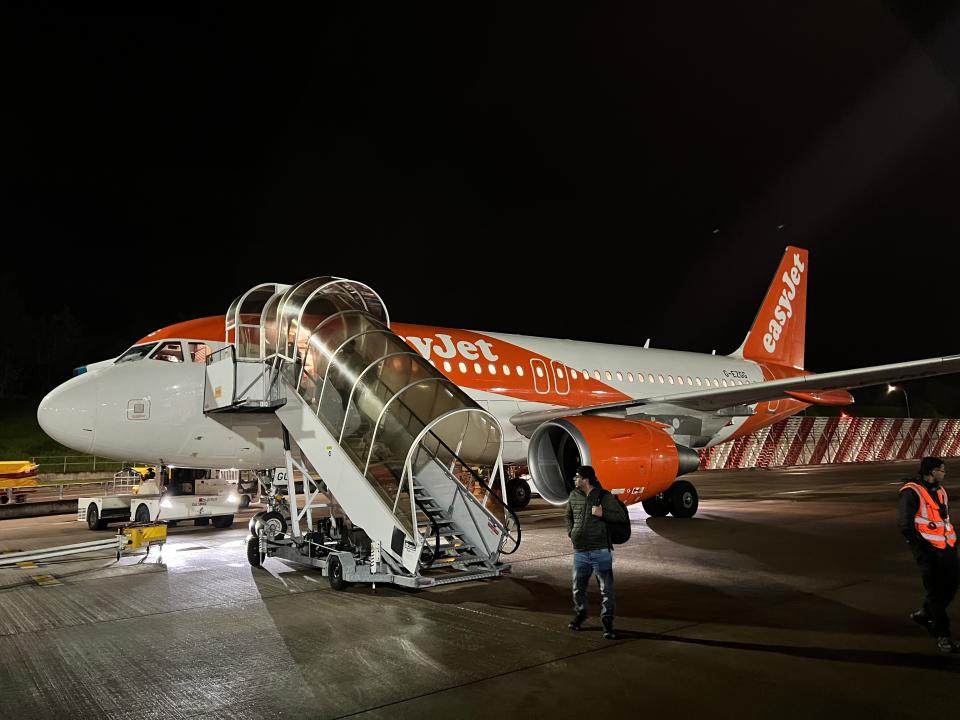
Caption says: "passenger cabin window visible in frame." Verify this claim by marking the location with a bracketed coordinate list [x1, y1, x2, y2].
[153, 342, 184, 363]
[116, 343, 158, 364]
[188, 342, 213, 363]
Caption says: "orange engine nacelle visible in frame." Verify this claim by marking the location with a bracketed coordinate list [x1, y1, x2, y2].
[527, 416, 701, 506]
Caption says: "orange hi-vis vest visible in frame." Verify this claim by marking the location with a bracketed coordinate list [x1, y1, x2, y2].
[900, 482, 957, 550]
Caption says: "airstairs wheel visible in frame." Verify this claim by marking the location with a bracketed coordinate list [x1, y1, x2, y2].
[668, 480, 699, 518]
[328, 555, 348, 591]
[641, 495, 670, 518]
[246, 536, 264, 567]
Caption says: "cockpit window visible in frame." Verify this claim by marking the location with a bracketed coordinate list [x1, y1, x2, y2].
[152, 341, 184, 363]
[115, 343, 159, 364]
[188, 342, 213, 363]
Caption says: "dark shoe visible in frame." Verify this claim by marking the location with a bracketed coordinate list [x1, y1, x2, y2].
[936, 637, 959, 654]
[568, 612, 586, 631]
[911, 610, 933, 632]
[602, 617, 616, 640]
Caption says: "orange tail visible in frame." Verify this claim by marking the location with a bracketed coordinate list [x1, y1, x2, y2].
[732, 246, 808, 370]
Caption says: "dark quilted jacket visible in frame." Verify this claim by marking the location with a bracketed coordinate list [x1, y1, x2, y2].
[566, 486, 628, 550]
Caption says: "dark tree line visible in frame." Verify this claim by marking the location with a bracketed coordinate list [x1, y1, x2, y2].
[0, 275, 93, 399]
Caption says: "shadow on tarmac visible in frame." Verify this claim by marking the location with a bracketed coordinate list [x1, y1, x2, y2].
[605, 628, 960, 672]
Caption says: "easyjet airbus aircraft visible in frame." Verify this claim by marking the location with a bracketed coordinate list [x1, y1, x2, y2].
[37, 247, 960, 517]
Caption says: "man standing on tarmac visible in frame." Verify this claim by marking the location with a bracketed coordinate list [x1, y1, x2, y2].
[899, 456, 960, 653]
[566, 465, 627, 640]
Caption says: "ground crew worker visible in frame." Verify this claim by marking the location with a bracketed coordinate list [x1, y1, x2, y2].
[565, 465, 627, 639]
[898, 456, 960, 653]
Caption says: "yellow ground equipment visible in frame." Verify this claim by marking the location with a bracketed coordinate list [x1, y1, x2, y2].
[0, 460, 39, 488]
[117, 521, 167, 561]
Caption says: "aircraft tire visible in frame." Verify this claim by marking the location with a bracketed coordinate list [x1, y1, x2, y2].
[248, 511, 266, 534]
[641, 496, 670, 518]
[255, 510, 287, 539]
[213, 515, 234, 529]
[506, 478, 531, 509]
[239, 494, 251, 509]
[668, 480, 699, 518]
[328, 556, 348, 591]
[246, 536, 263, 567]
[194, 517, 210, 526]
[87, 504, 107, 530]
[135, 504, 151, 524]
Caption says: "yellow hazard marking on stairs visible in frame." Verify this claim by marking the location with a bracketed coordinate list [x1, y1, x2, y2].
[15, 561, 37, 568]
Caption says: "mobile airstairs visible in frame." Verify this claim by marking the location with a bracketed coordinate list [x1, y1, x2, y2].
[203, 279, 520, 589]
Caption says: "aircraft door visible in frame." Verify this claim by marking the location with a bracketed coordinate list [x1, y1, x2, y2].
[530, 358, 550, 395]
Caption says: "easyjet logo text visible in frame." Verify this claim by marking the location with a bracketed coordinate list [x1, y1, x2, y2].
[404, 334, 499, 362]
[763, 252, 805, 354]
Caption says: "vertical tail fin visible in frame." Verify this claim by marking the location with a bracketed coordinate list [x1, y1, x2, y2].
[730, 246, 808, 370]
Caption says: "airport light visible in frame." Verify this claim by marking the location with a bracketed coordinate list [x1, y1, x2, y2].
[887, 384, 911, 418]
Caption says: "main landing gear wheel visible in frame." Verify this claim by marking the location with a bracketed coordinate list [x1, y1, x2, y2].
[506, 478, 531, 509]
[641, 495, 670, 518]
[135, 504, 151, 524]
[328, 555, 348, 591]
[246, 536, 264, 567]
[668, 480, 699, 518]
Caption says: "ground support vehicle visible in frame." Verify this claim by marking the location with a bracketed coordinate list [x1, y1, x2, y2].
[79, 469, 239, 530]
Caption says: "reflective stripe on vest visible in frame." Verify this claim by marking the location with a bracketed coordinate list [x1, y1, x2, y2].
[901, 482, 957, 549]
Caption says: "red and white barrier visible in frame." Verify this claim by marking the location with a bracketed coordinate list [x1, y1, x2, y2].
[699, 417, 960, 470]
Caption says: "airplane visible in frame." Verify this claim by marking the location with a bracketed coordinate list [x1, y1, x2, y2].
[37, 246, 960, 519]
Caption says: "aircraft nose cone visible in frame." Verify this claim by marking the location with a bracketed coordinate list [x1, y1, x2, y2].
[37, 374, 98, 454]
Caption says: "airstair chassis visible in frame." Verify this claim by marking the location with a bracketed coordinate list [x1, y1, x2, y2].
[263, 543, 509, 589]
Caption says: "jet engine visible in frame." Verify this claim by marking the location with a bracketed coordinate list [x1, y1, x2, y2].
[527, 416, 702, 510]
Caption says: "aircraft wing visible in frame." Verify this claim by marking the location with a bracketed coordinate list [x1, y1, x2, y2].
[509, 354, 960, 430]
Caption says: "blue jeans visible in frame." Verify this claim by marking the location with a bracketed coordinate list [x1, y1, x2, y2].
[572, 548, 615, 620]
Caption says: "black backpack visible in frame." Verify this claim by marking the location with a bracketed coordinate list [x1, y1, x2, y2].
[598, 490, 631, 545]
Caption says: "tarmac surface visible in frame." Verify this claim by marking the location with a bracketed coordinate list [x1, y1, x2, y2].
[1, 460, 958, 718]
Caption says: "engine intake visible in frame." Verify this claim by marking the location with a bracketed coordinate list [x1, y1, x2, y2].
[527, 416, 700, 506]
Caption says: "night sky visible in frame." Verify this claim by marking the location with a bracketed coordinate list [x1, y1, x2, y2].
[4, 4, 959, 401]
